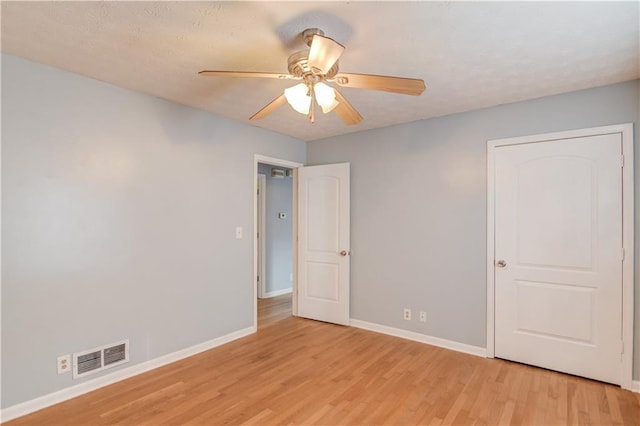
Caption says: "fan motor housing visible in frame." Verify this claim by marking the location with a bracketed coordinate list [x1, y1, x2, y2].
[288, 50, 339, 80]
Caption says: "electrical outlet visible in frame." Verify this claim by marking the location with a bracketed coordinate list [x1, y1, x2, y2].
[403, 308, 411, 321]
[419, 311, 427, 323]
[235, 226, 243, 239]
[57, 354, 71, 374]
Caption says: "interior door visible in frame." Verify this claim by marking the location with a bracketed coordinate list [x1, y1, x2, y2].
[494, 133, 622, 385]
[297, 163, 350, 325]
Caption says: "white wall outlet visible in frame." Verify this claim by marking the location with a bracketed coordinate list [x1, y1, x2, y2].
[235, 226, 243, 239]
[403, 308, 411, 321]
[419, 311, 427, 323]
[57, 354, 71, 374]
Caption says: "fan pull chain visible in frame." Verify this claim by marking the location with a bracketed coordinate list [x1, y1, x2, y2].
[308, 83, 316, 124]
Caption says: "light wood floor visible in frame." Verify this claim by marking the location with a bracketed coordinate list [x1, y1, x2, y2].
[7, 294, 640, 425]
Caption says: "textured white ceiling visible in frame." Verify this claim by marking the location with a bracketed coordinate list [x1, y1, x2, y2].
[2, 1, 638, 141]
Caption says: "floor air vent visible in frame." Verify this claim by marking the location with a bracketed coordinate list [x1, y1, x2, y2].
[73, 339, 129, 379]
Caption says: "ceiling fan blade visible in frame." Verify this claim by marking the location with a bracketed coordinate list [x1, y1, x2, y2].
[333, 73, 426, 96]
[333, 89, 363, 126]
[308, 35, 345, 75]
[249, 94, 287, 121]
[199, 70, 296, 80]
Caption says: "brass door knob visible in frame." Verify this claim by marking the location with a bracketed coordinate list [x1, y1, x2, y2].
[340, 250, 349, 256]
[496, 260, 506, 268]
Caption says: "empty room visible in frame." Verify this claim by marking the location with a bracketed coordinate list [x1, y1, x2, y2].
[2, 1, 639, 425]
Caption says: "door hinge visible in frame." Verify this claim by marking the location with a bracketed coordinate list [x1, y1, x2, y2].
[257, 275, 260, 282]
[621, 155, 624, 168]
[622, 247, 625, 261]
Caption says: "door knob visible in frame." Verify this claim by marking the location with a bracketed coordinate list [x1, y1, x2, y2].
[340, 250, 349, 256]
[496, 260, 506, 268]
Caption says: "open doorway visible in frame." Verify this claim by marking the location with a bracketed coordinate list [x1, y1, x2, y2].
[253, 155, 302, 329]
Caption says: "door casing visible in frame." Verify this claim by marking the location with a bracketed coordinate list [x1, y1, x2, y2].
[257, 173, 266, 299]
[486, 123, 634, 390]
[254, 155, 303, 328]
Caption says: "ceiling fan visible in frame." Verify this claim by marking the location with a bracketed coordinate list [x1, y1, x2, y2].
[199, 28, 426, 125]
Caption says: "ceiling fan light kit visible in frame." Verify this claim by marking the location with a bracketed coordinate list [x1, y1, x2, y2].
[284, 83, 312, 114]
[284, 81, 338, 116]
[314, 82, 339, 113]
[199, 28, 426, 125]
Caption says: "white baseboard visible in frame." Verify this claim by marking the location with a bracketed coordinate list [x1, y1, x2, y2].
[350, 320, 640, 389]
[0, 326, 256, 423]
[4, 320, 630, 422]
[349, 319, 487, 358]
[262, 288, 292, 298]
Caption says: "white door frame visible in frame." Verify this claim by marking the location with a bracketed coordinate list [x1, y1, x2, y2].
[253, 155, 303, 328]
[257, 174, 266, 299]
[486, 123, 634, 390]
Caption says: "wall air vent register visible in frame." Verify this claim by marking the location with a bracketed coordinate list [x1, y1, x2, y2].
[72, 339, 129, 379]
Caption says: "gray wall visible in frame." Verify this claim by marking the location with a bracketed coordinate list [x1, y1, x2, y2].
[3, 50, 638, 412]
[1, 54, 306, 408]
[307, 80, 640, 379]
[257, 164, 293, 295]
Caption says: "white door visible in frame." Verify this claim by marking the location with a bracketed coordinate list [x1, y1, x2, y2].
[494, 133, 622, 385]
[297, 163, 350, 325]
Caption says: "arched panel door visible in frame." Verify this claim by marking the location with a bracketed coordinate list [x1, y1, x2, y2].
[297, 163, 350, 325]
[494, 133, 622, 384]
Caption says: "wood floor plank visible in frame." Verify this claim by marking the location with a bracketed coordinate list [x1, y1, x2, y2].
[5, 294, 640, 425]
